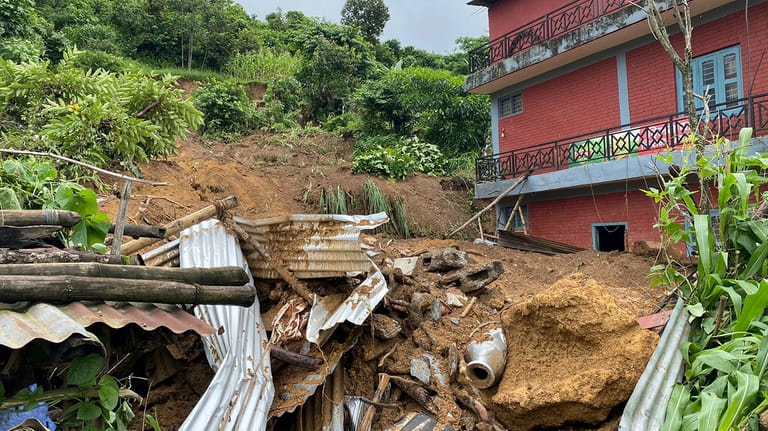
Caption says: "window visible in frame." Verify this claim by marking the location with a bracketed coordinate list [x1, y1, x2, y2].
[499, 205, 528, 231]
[499, 92, 523, 117]
[677, 46, 743, 112]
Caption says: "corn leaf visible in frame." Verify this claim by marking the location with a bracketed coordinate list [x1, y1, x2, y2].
[717, 371, 759, 431]
[694, 214, 713, 275]
[662, 384, 691, 431]
[698, 391, 727, 431]
[739, 240, 768, 279]
[733, 280, 768, 334]
[754, 330, 768, 378]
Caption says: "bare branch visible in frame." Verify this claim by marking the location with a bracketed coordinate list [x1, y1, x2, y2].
[0, 149, 169, 186]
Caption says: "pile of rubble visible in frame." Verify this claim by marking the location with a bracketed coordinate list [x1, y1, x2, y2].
[0, 197, 666, 431]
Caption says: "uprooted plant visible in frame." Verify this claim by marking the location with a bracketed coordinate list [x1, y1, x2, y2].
[645, 128, 768, 430]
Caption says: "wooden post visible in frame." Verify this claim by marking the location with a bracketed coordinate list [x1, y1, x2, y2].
[447, 172, 530, 238]
[120, 196, 238, 255]
[0, 263, 248, 285]
[0, 248, 127, 265]
[111, 180, 133, 255]
[0, 275, 255, 306]
[518, 205, 528, 235]
[477, 218, 485, 242]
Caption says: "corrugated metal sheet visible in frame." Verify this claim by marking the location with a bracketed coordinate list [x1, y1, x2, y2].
[141, 239, 180, 267]
[178, 219, 274, 431]
[497, 229, 585, 254]
[306, 265, 387, 344]
[619, 298, 690, 430]
[0, 301, 214, 349]
[234, 213, 388, 279]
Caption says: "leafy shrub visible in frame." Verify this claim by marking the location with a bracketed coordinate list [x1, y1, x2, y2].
[0, 157, 110, 251]
[0, 49, 202, 171]
[352, 137, 445, 181]
[194, 79, 255, 139]
[265, 75, 302, 113]
[252, 100, 299, 133]
[322, 112, 363, 137]
[353, 134, 408, 155]
[0, 37, 43, 62]
[71, 49, 128, 73]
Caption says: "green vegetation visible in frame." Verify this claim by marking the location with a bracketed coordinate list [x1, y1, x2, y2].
[341, 0, 390, 43]
[315, 180, 409, 237]
[352, 137, 446, 181]
[648, 129, 768, 429]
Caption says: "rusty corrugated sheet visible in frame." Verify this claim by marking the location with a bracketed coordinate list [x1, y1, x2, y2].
[0, 302, 214, 349]
[234, 213, 388, 279]
[178, 219, 274, 431]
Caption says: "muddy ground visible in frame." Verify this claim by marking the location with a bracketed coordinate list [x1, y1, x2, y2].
[101, 134, 669, 430]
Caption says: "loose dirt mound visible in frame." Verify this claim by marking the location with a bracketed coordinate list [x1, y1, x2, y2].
[491, 275, 659, 430]
[101, 133, 474, 237]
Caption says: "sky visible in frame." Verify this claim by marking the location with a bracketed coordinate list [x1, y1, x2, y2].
[235, 1, 489, 54]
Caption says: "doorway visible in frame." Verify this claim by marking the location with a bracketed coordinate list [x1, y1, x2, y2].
[592, 223, 627, 252]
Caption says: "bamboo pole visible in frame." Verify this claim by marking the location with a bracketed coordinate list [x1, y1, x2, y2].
[108, 223, 165, 239]
[0, 275, 255, 306]
[111, 180, 133, 255]
[0, 210, 81, 227]
[358, 373, 391, 431]
[447, 172, 530, 238]
[0, 263, 248, 285]
[120, 195, 238, 255]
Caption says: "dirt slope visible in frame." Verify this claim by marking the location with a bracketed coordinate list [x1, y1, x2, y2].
[101, 132, 476, 237]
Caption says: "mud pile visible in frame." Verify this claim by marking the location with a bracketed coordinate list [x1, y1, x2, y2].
[491, 275, 659, 430]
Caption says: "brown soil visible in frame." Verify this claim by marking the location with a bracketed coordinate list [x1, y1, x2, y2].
[98, 131, 669, 430]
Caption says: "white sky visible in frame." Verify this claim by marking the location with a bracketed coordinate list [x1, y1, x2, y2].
[235, 0, 489, 54]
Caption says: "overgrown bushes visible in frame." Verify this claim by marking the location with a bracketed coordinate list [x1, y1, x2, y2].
[316, 180, 409, 237]
[0, 50, 202, 172]
[352, 137, 446, 181]
[194, 79, 255, 139]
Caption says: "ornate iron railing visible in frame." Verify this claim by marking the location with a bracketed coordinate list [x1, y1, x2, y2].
[469, 0, 633, 73]
[475, 93, 768, 183]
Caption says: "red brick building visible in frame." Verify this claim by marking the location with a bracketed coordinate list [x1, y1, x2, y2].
[466, 0, 768, 251]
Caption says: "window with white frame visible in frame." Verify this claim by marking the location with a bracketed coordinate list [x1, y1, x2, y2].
[499, 92, 523, 117]
[677, 46, 743, 112]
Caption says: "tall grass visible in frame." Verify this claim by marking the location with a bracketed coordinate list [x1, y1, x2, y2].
[225, 49, 302, 83]
[314, 181, 410, 238]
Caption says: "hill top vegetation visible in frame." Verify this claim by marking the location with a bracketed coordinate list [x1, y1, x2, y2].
[0, 0, 490, 184]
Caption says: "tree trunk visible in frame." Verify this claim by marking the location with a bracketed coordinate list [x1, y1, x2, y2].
[0, 263, 248, 286]
[0, 275, 255, 306]
[188, 31, 193, 71]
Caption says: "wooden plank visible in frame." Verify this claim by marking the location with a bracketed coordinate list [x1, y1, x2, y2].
[497, 230, 585, 254]
[0, 225, 63, 248]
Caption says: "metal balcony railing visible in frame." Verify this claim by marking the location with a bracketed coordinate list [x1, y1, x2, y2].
[468, 0, 634, 73]
[475, 93, 768, 183]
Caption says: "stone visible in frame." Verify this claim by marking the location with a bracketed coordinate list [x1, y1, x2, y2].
[393, 257, 419, 276]
[440, 261, 504, 293]
[410, 356, 431, 385]
[372, 314, 402, 339]
[421, 248, 469, 272]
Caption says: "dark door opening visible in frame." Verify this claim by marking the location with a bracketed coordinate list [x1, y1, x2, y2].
[593, 223, 626, 252]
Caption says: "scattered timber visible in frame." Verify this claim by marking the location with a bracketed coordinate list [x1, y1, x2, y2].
[108, 223, 166, 239]
[0, 248, 127, 265]
[120, 195, 238, 255]
[0, 210, 81, 227]
[0, 263, 248, 286]
[0, 226, 64, 248]
[270, 345, 322, 368]
[0, 275, 255, 306]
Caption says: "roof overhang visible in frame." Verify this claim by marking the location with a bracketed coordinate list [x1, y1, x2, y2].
[467, 0, 498, 7]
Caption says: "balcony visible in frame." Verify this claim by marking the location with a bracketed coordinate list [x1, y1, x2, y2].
[475, 93, 768, 183]
[469, 0, 634, 73]
[465, 0, 734, 94]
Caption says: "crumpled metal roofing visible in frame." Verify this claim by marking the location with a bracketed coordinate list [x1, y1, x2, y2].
[619, 298, 690, 430]
[0, 301, 214, 349]
[234, 212, 388, 279]
[177, 219, 274, 431]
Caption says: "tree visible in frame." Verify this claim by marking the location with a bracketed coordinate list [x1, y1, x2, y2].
[340, 0, 389, 43]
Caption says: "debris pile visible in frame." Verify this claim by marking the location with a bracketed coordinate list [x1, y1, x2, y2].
[0, 199, 669, 431]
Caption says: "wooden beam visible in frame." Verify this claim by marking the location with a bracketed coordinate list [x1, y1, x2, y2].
[0, 263, 248, 286]
[108, 223, 165, 239]
[0, 275, 255, 306]
[447, 172, 530, 238]
[0, 248, 127, 265]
